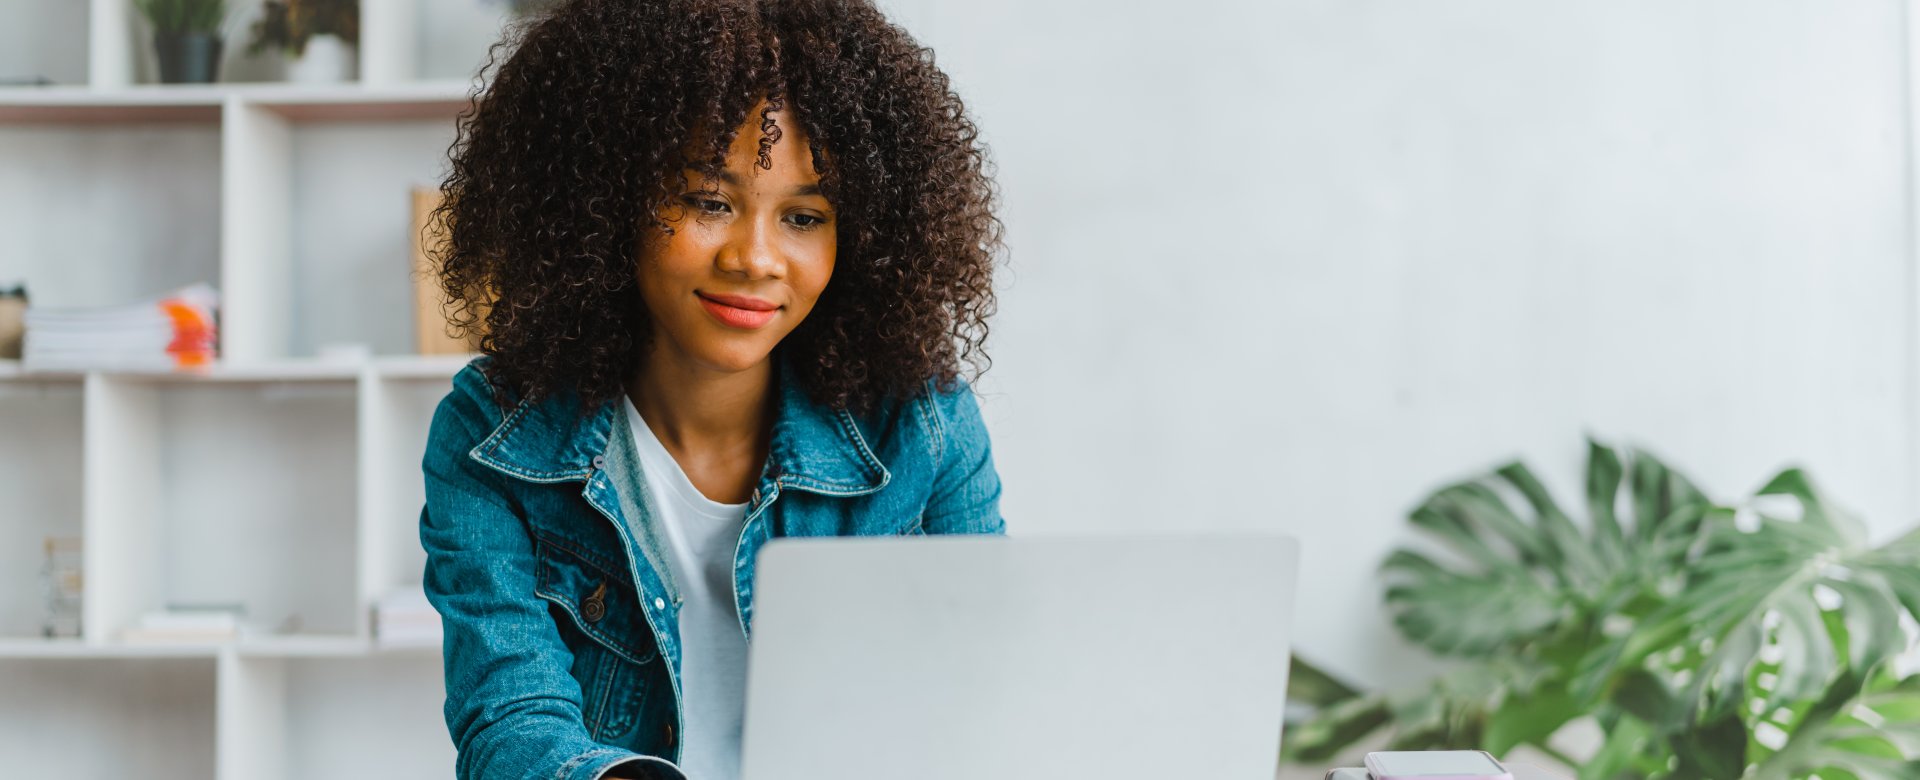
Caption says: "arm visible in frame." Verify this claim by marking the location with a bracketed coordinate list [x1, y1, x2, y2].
[421, 381, 685, 780]
[920, 379, 1006, 536]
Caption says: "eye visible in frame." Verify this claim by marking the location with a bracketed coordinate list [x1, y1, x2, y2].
[680, 193, 729, 214]
[786, 213, 828, 229]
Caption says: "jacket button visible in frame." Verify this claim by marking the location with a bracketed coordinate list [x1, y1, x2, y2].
[591, 455, 606, 470]
[582, 581, 607, 623]
[750, 488, 760, 504]
[664, 724, 675, 749]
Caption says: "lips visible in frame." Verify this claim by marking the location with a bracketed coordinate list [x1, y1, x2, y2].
[696, 291, 780, 329]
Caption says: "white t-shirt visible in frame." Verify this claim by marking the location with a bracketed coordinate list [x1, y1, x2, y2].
[625, 397, 751, 780]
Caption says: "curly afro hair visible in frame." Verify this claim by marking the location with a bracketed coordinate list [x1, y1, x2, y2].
[430, 0, 1001, 417]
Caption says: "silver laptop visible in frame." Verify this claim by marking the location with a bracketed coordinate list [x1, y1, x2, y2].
[739, 533, 1300, 780]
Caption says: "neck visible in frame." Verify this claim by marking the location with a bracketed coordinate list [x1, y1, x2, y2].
[627, 346, 776, 456]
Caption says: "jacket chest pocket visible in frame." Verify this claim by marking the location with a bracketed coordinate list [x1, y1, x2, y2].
[899, 512, 927, 535]
[532, 536, 658, 741]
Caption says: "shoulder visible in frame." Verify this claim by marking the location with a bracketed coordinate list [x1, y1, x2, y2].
[843, 375, 989, 470]
[912, 376, 989, 461]
[430, 355, 511, 450]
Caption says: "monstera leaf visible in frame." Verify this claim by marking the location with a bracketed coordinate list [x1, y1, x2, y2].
[1592, 471, 1920, 727]
[1287, 441, 1709, 759]
[1381, 441, 1705, 660]
[1285, 441, 1920, 780]
[1747, 667, 1920, 780]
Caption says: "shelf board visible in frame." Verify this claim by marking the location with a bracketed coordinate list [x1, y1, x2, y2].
[0, 80, 479, 124]
[252, 80, 481, 122]
[0, 635, 437, 659]
[235, 635, 376, 657]
[0, 638, 218, 658]
[0, 359, 83, 383]
[237, 635, 441, 658]
[101, 357, 364, 383]
[0, 87, 221, 123]
[372, 353, 476, 380]
[3, 354, 475, 383]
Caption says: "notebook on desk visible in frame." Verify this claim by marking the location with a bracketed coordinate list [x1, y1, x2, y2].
[737, 533, 1300, 780]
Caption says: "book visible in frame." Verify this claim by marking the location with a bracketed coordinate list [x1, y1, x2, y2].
[374, 585, 443, 649]
[121, 607, 244, 644]
[412, 187, 485, 356]
[22, 283, 218, 371]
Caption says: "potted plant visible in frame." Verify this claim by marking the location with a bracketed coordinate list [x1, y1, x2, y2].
[1285, 439, 1920, 779]
[487, 0, 563, 16]
[134, 0, 229, 84]
[246, 0, 360, 84]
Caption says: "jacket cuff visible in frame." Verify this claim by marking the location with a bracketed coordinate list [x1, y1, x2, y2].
[578, 750, 688, 780]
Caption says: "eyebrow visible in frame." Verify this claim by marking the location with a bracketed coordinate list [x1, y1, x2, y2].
[693, 167, 823, 197]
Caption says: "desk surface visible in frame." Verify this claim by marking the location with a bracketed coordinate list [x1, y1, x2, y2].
[1325, 765, 1563, 780]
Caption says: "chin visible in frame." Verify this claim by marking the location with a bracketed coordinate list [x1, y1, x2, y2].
[690, 341, 779, 374]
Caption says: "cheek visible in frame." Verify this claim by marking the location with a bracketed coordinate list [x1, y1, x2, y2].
[796, 241, 836, 303]
[637, 230, 706, 296]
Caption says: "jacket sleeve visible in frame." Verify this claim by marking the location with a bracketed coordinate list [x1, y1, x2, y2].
[920, 379, 1007, 536]
[420, 370, 685, 780]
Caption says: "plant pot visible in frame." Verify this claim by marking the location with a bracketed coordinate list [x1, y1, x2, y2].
[287, 34, 357, 84]
[153, 32, 224, 84]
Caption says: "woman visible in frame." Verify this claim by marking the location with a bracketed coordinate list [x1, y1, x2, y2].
[418, 1, 1005, 778]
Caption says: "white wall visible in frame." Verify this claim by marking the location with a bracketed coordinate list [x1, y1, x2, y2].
[0, 0, 85, 84]
[883, 0, 1918, 689]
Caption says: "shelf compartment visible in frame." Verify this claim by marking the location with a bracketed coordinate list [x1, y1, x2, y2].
[287, 117, 464, 357]
[220, 652, 454, 779]
[0, 655, 217, 779]
[0, 82, 477, 124]
[0, 380, 84, 639]
[0, 121, 222, 309]
[360, 364, 465, 613]
[0, 1, 88, 88]
[84, 373, 363, 643]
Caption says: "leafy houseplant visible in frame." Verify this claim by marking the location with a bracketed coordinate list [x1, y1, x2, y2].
[1286, 440, 1920, 780]
[485, 0, 564, 16]
[135, 0, 229, 83]
[246, 0, 360, 83]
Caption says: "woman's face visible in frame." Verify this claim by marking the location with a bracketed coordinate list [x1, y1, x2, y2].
[635, 104, 836, 375]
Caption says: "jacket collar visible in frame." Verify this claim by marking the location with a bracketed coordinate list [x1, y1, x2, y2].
[469, 354, 890, 496]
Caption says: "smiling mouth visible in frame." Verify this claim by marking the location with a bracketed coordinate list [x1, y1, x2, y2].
[696, 292, 779, 329]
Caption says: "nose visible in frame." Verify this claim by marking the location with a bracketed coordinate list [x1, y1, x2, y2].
[715, 214, 784, 279]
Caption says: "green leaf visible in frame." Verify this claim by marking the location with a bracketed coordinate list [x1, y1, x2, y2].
[1500, 461, 1606, 589]
[1288, 655, 1363, 708]
[1431, 482, 1551, 568]
[1584, 439, 1631, 571]
[134, 0, 228, 34]
[1667, 711, 1747, 779]
[1384, 549, 1561, 656]
[1484, 685, 1580, 756]
[1610, 667, 1680, 727]
[1604, 470, 1913, 726]
[1281, 694, 1392, 764]
[1750, 670, 1920, 780]
[1756, 468, 1867, 547]
[1288, 442, 1920, 780]
[1579, 713, 1656, 780]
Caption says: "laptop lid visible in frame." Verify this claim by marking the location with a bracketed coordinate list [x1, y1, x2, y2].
[739, 533, 1299, 780]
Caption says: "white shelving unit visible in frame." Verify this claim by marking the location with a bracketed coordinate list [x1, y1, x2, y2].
[0, 1, 520, 776]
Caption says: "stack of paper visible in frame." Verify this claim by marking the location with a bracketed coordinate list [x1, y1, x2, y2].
[121, 608, 243, 644]
[22, 283, 218, 371]
[375, 586, 443, 649]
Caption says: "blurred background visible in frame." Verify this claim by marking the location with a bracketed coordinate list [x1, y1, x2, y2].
[2, 0, 1916, 777]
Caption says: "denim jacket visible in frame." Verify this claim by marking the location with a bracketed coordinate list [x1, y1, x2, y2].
[419, 354, 1006, 780]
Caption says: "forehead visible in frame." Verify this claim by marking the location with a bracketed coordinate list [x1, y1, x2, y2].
[687, 109, 821, 184]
